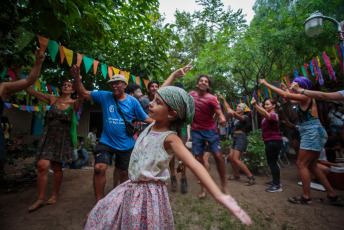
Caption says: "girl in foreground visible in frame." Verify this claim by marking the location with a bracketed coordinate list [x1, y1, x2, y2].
[260, 77, 340, 205]
[85, 86, 252, 229]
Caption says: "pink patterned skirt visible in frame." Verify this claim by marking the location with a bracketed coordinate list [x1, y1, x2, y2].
[85, 180, 174, 230]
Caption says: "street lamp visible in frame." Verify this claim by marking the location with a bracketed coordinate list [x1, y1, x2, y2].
[304, 11, 344, 40]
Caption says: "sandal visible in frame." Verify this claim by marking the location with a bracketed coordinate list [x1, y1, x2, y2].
[317, 195, 343, 206]
[245, 176, 255, 186]
[288, 196, 312, 205]
[227, 175, 240, 181]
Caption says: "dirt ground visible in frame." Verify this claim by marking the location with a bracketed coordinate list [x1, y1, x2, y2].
[0, 155, 343, 230]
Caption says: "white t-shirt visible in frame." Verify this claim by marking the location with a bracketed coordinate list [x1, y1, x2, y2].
[88, 132, 97, 143]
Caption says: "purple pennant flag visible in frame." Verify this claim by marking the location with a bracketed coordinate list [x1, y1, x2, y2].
[30, 106, 35, 111]
[314, 58, 324, 85]
[5, 103, 12, 108]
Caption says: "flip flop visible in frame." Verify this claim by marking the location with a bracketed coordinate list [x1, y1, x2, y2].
[288, 196, 312, 205]
[317, 195, 343, 206]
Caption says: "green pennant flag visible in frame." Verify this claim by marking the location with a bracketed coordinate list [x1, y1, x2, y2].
[131, 75, 136, 83]
[0, 66, 7, 80]
[47, 40, 59, 62]
[101, 63, 108, 79]
[40, 82, 47, 93]
[83, 56, 94, 74]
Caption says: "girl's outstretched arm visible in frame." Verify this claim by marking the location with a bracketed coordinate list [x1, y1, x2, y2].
[290, 82, 344, 101]
[164, 133, 252, 226]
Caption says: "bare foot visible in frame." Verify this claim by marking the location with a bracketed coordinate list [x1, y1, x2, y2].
[28, 199, 45, 212]
[46, 196, 58, 205]
[198, 192, 206, 199]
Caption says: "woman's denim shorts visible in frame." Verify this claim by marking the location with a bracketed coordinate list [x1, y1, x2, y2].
[299, 119, 327, 152]
[232, 133, 248, 152]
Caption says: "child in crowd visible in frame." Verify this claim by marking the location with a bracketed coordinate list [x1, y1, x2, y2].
[85, 86, 252, 229]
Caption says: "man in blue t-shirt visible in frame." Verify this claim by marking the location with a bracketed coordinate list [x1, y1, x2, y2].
[71, 65, 153, 202]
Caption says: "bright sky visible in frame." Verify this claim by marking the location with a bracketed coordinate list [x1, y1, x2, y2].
[159, 0, 256, 24]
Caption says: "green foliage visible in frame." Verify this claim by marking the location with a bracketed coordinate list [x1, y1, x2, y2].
[83, 137, 94, 152]
[222, 129, 268, 175]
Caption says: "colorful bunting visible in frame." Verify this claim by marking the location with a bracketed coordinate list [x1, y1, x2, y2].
[59, 46, 66, 64]
[322, 52, 337, 81]
[108, 66, 113, 78]
[83, 56, 94, 74]
[294, 69, 299, 78]
[37, 36, 49, 53]
[7, 68, 15, 82]
[63, 47, 73, 67]
[143, 79, 149, 90]
[47, 40, 59, 62]
[113, 68, 120, 75]
[93, 60, 99, 75]
[101, 63, 108, 79]
[314, 58, 324, 85]
[0, 66, 7, 79]
[77, 53, 83, 67]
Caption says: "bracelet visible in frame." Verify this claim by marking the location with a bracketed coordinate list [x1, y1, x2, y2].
[301, 89, 305, 94]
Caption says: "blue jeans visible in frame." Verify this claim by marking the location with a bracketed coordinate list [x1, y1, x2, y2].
[70, 148, 89, 168]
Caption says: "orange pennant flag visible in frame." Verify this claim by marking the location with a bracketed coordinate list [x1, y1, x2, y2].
[77, 53, 83, 67]
[135, 76, 140, 85]
[59, 46, 65, 64]
[113, 68, 120, 75]
[120, 71, 126, 76]
[37, 36, 49, 53]
[93, 60, 99, 75]
[143, 79, 149, 90]
[63, 47, 73, 67]
[108, 66, 113, 78]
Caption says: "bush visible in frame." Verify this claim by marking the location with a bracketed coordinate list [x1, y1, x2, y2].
[222, 129, 269, 175]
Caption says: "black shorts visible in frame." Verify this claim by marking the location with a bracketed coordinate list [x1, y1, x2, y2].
[93, 143, 133, 170]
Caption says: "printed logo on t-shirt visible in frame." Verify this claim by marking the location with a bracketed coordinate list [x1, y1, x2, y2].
[109, 105, 115, 113]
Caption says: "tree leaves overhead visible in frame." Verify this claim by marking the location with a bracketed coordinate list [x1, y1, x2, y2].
[1, 0, 178, 92]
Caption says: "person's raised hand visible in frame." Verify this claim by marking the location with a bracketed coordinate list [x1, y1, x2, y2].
[259, 79, 267, 86]
[218, 94, 225, 101]
[173, 62, 192, 79]
[251, 98, 257, 106]
[280, 83, 288, 91]
[35, 49, 45, 64]
[70, 65, 80, 80]
[290, 82, 302, 94]
[218, 195, 252, 226]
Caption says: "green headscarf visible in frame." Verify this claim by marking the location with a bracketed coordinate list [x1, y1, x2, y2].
[157, 86, 195, 124]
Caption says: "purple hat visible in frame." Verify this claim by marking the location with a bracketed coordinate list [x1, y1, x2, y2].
[292, 77, 313, 90]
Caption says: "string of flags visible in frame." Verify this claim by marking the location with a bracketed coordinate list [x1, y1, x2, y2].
[228, 40, 344, 109]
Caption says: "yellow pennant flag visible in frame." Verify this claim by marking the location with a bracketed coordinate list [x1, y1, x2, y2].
[316, 56, 321, 67]
[125, 71, 130, 83]
[267, 87, 272, 98]
[113, 68, 120, 75]
[77, 53, 83, 67]
[108, 66, 113, 78]
[34, 106, 39, 111]
[37, 35, 49, 53]
[35, 81, 41, 91]
[12, 104, 19, 108]
[56, 88, 60, 94]
[63, 47, 73, 67]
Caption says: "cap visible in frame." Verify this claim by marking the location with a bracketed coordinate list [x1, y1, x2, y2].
[107, 74, 127, 84]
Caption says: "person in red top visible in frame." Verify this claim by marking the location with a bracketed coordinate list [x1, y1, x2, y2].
[162, 69, 228, 198]
[251, 98, 283, 192]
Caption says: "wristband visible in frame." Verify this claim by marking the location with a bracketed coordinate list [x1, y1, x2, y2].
[301, 89, 305, 94]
